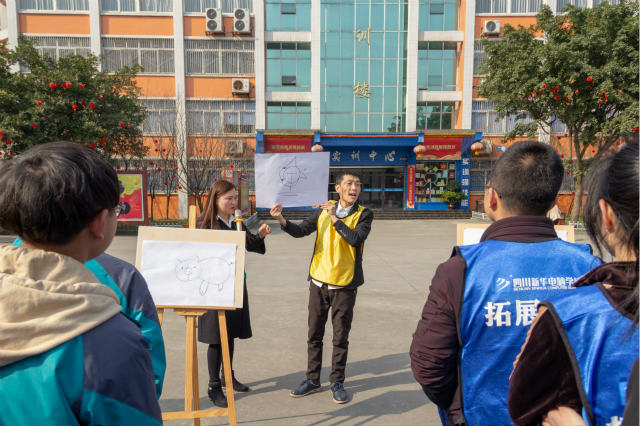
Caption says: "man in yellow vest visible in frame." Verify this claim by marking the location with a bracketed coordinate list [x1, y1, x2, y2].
[270, 170, 374, 404]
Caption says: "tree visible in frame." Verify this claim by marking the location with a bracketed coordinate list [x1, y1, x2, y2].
[478, 1, 639, 219]
[0, 38, 147, 162]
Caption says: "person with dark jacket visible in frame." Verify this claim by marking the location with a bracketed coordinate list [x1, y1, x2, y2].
[508, 142, 639, 426]
[197, 179, 271, 408]
[0, 141, 161, 425]
[410, 141, 600, 426]
[270, 170, 373, 404]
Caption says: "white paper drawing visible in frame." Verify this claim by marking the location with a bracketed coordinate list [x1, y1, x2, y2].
[175, 256, 234, 295]
[140, 240, 237, 307]
[255, 152, 330, 208]
[279, 156, 307, 192]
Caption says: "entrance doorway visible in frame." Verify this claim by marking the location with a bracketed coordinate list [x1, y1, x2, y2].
[329, 167, 404, 209]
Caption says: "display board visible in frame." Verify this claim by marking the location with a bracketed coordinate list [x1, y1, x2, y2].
[135, 226, 246, 309]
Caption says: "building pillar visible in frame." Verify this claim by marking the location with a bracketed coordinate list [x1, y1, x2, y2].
[173, 0, 188, 218]
[461, 0, 475, 129]
[255, 0, 266, 130]
[6, 0, 19, 73]
[311, 0, 321, 130]
[88, 1, 101, 69]
[405, 0, 419, 132]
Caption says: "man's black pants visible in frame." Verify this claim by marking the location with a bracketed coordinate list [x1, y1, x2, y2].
[306, 283, 357, 384]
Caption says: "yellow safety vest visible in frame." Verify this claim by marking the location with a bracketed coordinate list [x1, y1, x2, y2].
[309, 201, 365, 287]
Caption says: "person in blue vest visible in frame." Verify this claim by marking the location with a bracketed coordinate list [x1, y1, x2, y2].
[410, 140, 601, 426]
[0, 141, 161, 425]
[508, 141, 639, 426]
[11, 240, 167, 399]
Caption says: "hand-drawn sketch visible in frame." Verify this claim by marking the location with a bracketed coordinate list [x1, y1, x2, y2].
[175, 256, 234, 295]
[255, 152, 330, 208]
[279, 156, 307, 193]
[140, 240, 238, 307]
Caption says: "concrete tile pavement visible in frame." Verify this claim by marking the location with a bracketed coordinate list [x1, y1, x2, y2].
[107, 219, 463, 425]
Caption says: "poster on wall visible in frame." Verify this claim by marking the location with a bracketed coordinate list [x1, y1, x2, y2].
[255, 152, 330, 208]
[117, 172, 148, 224]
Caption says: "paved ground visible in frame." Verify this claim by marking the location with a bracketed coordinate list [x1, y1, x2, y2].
[0, 219, 593, 426]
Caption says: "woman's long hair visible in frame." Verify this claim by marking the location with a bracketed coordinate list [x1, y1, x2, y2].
[583, 142, 639, 321]
[199, 180, 236, 230]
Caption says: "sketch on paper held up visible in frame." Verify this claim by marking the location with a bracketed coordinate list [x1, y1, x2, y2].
[175, 256, 234, 296]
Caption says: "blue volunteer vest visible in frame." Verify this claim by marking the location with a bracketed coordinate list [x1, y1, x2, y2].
[543, 284, 638, 426]
[458, 239, 599, 426]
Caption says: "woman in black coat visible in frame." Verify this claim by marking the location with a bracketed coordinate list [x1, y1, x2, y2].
[197, 179, 271, 408]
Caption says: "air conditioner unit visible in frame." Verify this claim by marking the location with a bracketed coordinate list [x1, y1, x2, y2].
[233, 8, 251, 34]
[482, 20, 500, 35]
[205, 8, 224, 34]
[225, 140, 244, 155]
[232, 78, 250, 94]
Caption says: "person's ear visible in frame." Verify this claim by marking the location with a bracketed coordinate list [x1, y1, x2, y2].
[88, 209, 109, 240]
[598, 199, 617, 232]
[486, 187, 499, 210]
[335, 182, 341, 193]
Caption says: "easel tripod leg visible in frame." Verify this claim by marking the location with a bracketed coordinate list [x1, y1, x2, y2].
[218, 310, 237, 426]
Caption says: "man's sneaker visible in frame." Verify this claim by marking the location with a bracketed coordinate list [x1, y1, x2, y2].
[207, 385, 228, 408]
[289, 379, 321, 397]
[330, 381, 348, 404]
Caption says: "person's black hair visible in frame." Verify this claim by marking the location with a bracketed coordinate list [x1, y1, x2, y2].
[335, 170, 362, 185]
[583, 142, 639, 262]
[0, 141, 120, 245]
[583, 142, 638, 324]
[489, 140, 564, 216]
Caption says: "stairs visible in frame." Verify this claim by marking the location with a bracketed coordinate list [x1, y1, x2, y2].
[257, 209, 471, 221]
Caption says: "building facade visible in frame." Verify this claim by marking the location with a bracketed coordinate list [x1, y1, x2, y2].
[2, 0, 593, 215]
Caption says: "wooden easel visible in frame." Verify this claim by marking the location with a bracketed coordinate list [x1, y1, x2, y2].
[157, 206, 237, 425]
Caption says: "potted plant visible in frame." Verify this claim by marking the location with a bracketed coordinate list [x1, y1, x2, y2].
[440, 180, 464, 210]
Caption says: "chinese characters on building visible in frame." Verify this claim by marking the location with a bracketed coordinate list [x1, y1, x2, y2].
[355, 27, 370, 45]
[353, 81, 371, 98]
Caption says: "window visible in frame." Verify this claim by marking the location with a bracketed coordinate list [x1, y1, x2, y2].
[102, 38, 174, 73]
[140, 99, 177, 134]
[266, 1, 311, 31]
[186, 100, 255, 135]
[511, 0, 541, 14]
[21, 36, 90, 63]
[418, 42, 457, 91]
[557, 0, 588, 11]
[476, 0, 506, 13]
[19, 0, 88, 11]
[417, 102, 455, 130]
[101, 0, 172, 12]
[267, 102, 311, 130]
[418, 0, 458, 31]
[266, 42, 311, 92]
[470, 159, 496, 193]
[185, 39, 254, 75]
[472, 100, 534, 135]
[184, 0, 253, 14]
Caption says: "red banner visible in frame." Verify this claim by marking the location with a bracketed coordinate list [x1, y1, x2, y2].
[418, 138, 462, 160]
[406, 165, 415, 209]
[264, 137, 311, 153]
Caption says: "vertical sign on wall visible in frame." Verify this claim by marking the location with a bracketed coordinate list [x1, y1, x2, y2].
[460, 155, 471, 209]
[406, 165, 415, 209]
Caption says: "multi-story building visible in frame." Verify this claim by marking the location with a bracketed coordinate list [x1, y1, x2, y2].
[2, 0, 596, 215]
[3, 0, 258, 218]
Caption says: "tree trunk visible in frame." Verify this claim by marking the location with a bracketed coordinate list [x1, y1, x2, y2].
[571, 174, 583, 221]
[165, 193, 171, 219]
[149, 195, 155, 221]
